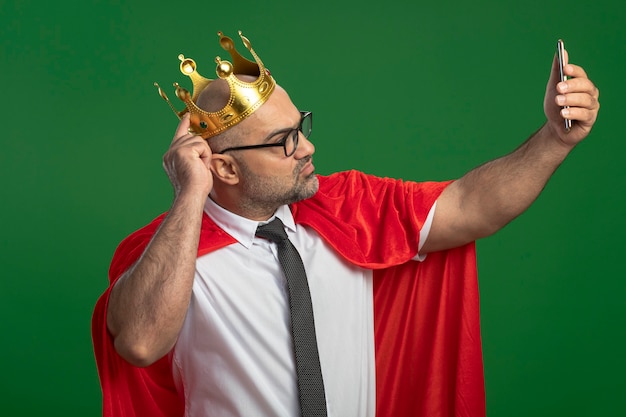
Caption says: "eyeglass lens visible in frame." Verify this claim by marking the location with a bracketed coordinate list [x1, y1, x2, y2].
[285, 112, 312, 157]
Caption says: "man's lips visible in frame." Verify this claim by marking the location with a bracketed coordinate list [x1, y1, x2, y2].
[300, 160, 315, 176]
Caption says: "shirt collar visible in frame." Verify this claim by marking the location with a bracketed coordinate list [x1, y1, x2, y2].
[204, 197, 296, 249]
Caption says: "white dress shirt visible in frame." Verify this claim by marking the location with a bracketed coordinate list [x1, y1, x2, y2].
[172, 197, 435, 417]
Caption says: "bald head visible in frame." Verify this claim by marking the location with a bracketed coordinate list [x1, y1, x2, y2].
[195, 77, 296, 156]
[196, 74, 258, 112]
[194, 75, 257, 151]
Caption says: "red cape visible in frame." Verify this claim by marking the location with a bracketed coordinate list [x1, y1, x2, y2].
[92, 170, 485, 417]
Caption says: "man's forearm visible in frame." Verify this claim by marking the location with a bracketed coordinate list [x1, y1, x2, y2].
[107, 191, 206, 366]
[458, 123, 572, 235]
[423, 123, 574, 252]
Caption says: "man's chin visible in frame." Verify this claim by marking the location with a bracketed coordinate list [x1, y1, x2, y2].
[291, 175, 319, 204]
[304, 174, 319, 196]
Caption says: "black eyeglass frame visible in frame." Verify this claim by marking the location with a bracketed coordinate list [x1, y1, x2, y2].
[217, 111, 312, 157]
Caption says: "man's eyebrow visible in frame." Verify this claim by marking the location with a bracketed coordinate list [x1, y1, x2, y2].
[261, 127, 294, 143]
[260, 115, 301, 143]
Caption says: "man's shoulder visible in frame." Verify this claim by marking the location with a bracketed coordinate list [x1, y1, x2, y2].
[109, 213, 168, 281]
[117, 213, 168, 247]
[317, 169, 376, 182]
[295, 170, 409, 216]
[315, 170, 452, 200]
[316, 170, 387, 194]
[314, 170, 429, 199]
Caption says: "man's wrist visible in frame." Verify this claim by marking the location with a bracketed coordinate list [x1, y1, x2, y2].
[535, 122, 577, 156]
[171, 189, 209, 214]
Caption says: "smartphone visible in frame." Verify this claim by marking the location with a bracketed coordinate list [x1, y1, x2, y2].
[557, 39, 572, 132]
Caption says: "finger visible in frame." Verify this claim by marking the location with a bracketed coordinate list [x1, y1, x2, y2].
[172, 112, 192, 143]
[561, 106, 598, 126]
[176, 135, 212, 158]
[557, 77, 598, 96]
[564, 63, 589, 80]
[172, 130, 214, 156]
[555, 92, 599, 110]
[164, 137, 213, 170]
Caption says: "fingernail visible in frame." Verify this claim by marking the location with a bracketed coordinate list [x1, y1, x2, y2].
[556, 95, 566, 105]
[558, 82, 568, 92]
[561, 108, 570, 117]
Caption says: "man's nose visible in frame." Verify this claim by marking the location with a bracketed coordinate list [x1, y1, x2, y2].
[294, 132, 315, 158]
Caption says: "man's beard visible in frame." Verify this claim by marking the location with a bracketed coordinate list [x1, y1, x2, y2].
[238, 156, 319, 217]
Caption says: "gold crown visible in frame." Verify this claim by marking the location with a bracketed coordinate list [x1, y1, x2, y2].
[154, 31, 276, 139]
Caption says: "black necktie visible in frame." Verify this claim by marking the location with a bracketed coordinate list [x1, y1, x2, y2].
[255, 218, 328, 417]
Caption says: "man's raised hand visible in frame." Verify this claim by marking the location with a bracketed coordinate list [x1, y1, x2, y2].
[163, 113, 214, 197]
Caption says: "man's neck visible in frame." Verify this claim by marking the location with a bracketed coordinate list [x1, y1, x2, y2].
[208, 192, 277, 221]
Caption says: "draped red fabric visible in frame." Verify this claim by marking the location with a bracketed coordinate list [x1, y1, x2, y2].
[372, 248, 484, 417]
[92, 170, 485, 416]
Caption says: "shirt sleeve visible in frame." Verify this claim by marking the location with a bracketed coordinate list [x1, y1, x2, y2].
[413, 201, 437, 262]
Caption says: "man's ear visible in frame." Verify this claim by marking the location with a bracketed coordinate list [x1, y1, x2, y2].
[210, 154, 240, 185]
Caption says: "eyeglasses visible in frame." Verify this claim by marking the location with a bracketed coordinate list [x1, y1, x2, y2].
[218, 111, 312, 157]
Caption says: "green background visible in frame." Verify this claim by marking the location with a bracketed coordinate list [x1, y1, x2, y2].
[1, 0, 623, 415]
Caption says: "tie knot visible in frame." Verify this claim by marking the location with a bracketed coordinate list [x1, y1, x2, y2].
[255, 217, 288, 243]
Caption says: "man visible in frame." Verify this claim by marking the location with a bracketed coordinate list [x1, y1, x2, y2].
[92, 32, 599, 417]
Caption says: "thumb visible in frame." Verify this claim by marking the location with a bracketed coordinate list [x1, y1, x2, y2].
[546, 52, 560, 91]
[547, 44, 569, 90]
